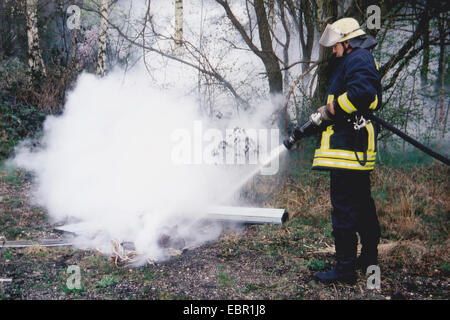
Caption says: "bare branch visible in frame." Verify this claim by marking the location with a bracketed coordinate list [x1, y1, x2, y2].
[383, 44, 425, 91]
[81, 2, 250, 108]
[271, 61, 319, 125]
[379, 7, 429, 78]
[215, 0, 262, 57]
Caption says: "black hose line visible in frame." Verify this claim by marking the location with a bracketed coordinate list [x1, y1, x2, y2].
[366, 113, 450, 166]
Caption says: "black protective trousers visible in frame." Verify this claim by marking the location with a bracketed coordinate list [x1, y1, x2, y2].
[330, 170, 381, 262]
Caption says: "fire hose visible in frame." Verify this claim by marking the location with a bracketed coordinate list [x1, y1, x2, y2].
[283, 112, 450, 166]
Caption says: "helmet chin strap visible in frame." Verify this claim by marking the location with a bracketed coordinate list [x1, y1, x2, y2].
[343, 42, 352, 56]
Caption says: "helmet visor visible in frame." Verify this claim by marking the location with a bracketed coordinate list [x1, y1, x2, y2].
[319, 24, 343, 47]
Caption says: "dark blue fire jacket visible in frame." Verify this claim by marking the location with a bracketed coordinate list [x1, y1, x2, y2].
[312, 46, 382, 171]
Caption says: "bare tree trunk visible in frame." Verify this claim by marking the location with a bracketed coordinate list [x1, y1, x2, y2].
[70, 0, 80, 71]
[277, 0, 290, 95]
[268, 0, 275, 27]
[312, 0, 337, 107]
[216, 0, 282, 96]
[439, 74, 446, 152]
[253, 0, 283, 95]
[254, 0, 285, 135]
[1, 0, 15, 57]
[420, 6, 430, 82]
[437, 14, 446, 152]
[174, 0, 183, 53]
[302, 0, 314, 73]
[96, 0, 108, 76]
[286, 0, 314, 73]
[25, 0, 46, 78]
[215, 0, 284, 131]
[284, 0, 315, 127]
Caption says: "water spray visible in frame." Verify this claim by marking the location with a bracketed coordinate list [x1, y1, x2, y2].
[218, 144, 287, 204]
[224, 111, 323, 200]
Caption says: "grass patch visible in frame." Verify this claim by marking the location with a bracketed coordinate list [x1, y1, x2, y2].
[0, 168, 24, 186]
[139, 267, 163, 283]
[305, 259, 329, 271]
[243, 283, 261, 293]
[217, 272, 234, 287]
[2, 249, 14, 260]
[61, 284, 85, 295]
[439, 261, 450, 275]
[23, 245, 51, 258]
[4, 227, 26, 240]
[158, 291, 188, 300]
[97, 275, 119, 288]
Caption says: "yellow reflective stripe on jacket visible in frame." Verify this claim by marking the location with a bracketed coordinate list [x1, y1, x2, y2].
[374, 58, 379, 71]
[327, 94, 334, 104]
[369, 95, 378, 110]
[337, 92, 357, 114]
[312, 158, 375, 170]
[314, 149, 376, 162]
[320, 125, 334, 150]
[366, 122, 375, 153]
[313, 157, 376, 166]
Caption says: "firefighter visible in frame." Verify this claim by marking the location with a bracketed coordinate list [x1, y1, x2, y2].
[311, 18, 382, 284]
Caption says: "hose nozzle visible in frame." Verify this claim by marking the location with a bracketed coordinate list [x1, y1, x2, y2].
[283, 112, 323, 151]
[283, 136, 296, 150]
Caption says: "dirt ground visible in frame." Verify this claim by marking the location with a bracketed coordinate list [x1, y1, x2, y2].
[0, 166, 448, 300]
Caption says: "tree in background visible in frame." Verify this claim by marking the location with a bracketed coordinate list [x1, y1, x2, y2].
[96, 0, 109, 76]
[174, 0, 183, 53]
[25, 0, 47, 80]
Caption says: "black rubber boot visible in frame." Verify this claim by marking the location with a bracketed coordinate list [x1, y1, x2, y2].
[314, 261, 357, 285]
[314, 231, 357, 285]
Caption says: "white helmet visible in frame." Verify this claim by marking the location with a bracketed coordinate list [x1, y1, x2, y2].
[319, 18, 366, 47]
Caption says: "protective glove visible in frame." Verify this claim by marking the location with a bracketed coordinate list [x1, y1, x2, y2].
[317, 102, 335, 121]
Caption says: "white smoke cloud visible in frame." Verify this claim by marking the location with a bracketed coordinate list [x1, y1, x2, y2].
[10, 66, 282, 264]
